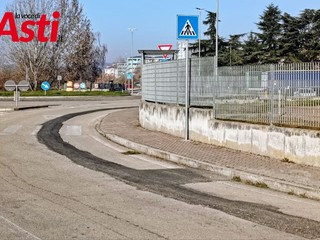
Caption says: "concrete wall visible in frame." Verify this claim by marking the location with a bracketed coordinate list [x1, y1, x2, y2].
[139, 101, 320, 167]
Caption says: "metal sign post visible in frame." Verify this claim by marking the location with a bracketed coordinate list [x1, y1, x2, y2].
[4, 80, 16, 107]
[57, 75, 62, 91]
[177, 15, 198, 140]
[185, 39, 189, 140]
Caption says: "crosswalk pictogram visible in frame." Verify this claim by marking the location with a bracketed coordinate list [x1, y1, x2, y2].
[179, 20, 196, 36]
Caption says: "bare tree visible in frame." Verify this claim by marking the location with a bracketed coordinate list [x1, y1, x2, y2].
[46, 0, 86, 85]
[2, 0, 96, 90]
[89, 33, 108, 90]
[3, 0, 58, 89]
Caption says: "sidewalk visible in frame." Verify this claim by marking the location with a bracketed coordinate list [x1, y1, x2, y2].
[98, 108, 320, 200]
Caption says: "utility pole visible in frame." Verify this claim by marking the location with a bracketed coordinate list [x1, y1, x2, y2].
[128, 27, 137, 94]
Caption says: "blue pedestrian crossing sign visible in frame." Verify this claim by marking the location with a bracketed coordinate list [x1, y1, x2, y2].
[177, 15, 199, 40]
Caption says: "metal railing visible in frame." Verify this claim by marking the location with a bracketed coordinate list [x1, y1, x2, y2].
[142, 58, 320, 129]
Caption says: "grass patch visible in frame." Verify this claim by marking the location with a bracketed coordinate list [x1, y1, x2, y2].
[245, 180, 269, 189]
[0, 90, 129, 97]
[122, 150, 141, 155]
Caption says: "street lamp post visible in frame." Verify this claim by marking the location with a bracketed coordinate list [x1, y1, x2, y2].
[196, 8, 214, 76]
[128, 27, 137, 94]
[196, 8, 203, 76]
[215, 0, 219, 71]
[214, 0, 219, 118]
[196, 8, 204, 60]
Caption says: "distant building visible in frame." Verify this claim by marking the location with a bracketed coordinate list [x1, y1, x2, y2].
[145, 56, 170, 63]
[126, 56, 141, 77]
[116, 62, 127, 78]
[104, 65, 116, 76]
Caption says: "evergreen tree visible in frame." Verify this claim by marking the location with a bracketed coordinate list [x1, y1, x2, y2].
[279, 13, 301, 63]
[202, 11, 217, 56]
[242, 32, 262, 64]
[298, 9, 320, 62]
[256, 4, 282, 63]
[220, 34, 246, 66]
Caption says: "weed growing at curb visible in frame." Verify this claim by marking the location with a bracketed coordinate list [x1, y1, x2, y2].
[245, 180, 269, 189]
[232, 176, 242, 182]
[122, 150, 141, 155]
[287, 190, 309, 199]
[232, 176, 269, 189]
[299, 193, 307, 198]
[134, 123, 141, 128]
[281, 157, 295, 164]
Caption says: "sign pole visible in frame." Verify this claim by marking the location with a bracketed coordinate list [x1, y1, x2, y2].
[57, 75, 62, 91]
[15, 86, 18, 108]
[177, 15, 198, 141]
[185, 39, 189, 141]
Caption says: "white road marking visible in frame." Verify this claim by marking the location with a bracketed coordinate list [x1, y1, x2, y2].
[131, 154, 180, 169]
[43, 115, 61, 120]
[31, 126, 42, 136]
[0, 215, 42, 240]
[65, 125, 82, 136]
[0, 125, 22, 136]
[218, 181, 320, 206]
[91, 135, 125, 152]
[90, 135, 180, 169]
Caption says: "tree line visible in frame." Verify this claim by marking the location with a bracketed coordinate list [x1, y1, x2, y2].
[191, 4, 320, 66]
[0, 0, 107, 90]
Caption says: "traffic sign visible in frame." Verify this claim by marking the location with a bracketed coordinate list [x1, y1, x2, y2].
[4, 80, 16, 91]
[177, 15, 199, 40]
[74, 82, 80, 89]
[41, 81, 51, 91]
[80, 82, 86, 89]
[4, 80, 29, 107]
[127, 73, 133, 80]
[17, 80, 29, 91]
[57, 75, 62, 81]
[158, 44, 172, 59]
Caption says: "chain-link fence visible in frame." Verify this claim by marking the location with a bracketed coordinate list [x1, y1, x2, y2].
[142, 58, 320, 129]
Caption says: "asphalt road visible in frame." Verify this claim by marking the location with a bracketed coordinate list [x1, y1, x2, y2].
[0, 98, 320, 240]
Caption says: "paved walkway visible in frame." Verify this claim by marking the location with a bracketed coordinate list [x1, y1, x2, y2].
[99, 108, 320, 200]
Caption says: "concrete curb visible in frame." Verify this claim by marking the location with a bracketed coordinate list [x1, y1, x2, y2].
[0, 108, 13, 112]
[0, 104, 59, 111]
[13, 104, 60, 111]
[0, 96, 140, 101]
[96, 124, 320, 201]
